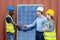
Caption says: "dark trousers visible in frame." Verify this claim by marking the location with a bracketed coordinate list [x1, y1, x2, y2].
[35, 31, 44, 40]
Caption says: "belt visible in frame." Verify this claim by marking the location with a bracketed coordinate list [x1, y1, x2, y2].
[36, 31, 44, 33]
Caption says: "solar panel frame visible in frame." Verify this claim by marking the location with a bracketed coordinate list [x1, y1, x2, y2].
[17, 4, 43, 40]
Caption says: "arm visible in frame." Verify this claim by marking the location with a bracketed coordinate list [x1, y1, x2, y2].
[6, 17, 19, 27]
[44, 18, 48, 27]
[43, 18, 48, 31]
[25, 19, 36, 28]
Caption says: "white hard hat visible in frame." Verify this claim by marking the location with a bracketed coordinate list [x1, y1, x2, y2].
[36, 7, 44, 12]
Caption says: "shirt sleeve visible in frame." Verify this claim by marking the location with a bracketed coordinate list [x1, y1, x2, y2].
[6, 17, 12, 23]
[44, 18, 48, 27]
[46, 22, 54, 32]
[25, 19, 36, 28]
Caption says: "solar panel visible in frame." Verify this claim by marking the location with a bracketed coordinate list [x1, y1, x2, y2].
[17, 5, 43, 40]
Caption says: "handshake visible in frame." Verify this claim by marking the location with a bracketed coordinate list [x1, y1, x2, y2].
[14, 24, 27, 28]
[12, 22, 27, 28]
[20, 26, 27, 28]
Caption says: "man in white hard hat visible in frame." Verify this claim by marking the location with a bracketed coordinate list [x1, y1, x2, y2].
[23, 7, 47, 40]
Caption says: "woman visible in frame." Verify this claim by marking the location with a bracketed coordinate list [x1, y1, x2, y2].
[44, 9, 56, 40]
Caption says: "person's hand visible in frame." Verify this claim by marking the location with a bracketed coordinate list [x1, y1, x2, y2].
[20, 26, 27, 28]
[21, 26, 27, 28]
[43, 27, 47, 32]
[43, 28, 46, 32]
[14, 23, 20, 27]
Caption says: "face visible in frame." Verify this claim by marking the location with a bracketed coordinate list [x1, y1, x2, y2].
[37, 11, 41, 16]
[46, 14, 51, 19]
[10, 10, 14, 15]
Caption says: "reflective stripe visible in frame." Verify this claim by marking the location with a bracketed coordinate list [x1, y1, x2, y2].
[6, 15, 13, 22]
[44, 19, 56, 40]
[45, 36, 56, 38]
[44, 31, 56, 40]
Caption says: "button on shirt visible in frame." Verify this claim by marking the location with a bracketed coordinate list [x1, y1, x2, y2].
[26, 15, 47, 32]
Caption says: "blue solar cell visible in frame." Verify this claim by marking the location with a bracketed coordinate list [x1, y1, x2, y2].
[17, 5, 41, 40]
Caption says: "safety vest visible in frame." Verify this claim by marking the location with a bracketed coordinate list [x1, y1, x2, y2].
[44, 19, 56, 40]
[6, 15, 15, 33]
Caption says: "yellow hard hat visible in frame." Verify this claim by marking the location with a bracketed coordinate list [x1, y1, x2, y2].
[46, 9, 54, 16]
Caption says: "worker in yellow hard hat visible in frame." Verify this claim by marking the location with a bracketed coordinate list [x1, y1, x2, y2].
[43, 9, 56, 40]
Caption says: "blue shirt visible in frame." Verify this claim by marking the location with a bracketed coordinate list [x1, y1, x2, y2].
[26, 15, 47, 32]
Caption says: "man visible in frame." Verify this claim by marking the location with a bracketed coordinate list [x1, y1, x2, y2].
[23, 7, 47, 40]
[6, 6, 19, 40]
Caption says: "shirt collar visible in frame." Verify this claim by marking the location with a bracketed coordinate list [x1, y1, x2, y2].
[39, 15, 44, 18]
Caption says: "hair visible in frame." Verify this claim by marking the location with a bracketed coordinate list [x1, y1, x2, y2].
[41, 12, 43, 14]
[38, 11, 43, 14]
[51, 16, 54, 20]
[48, 14, 54, 20]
